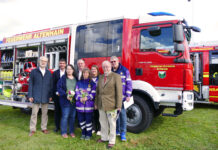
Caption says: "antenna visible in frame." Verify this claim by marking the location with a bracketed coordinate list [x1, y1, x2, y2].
[86, 0, 88, 22]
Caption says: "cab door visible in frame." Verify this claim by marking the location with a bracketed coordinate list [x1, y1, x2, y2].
[131, 24, 185, 89]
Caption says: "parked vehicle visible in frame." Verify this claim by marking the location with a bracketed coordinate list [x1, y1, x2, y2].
[0, 12, 200, 133]
[190, 45, 218, 103]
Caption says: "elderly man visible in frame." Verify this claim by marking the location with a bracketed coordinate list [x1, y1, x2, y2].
[28, 56, 53, 136]
[110, 56, 132, 141]
[95, 60, 122, 149]
[77, 59, 85, 80]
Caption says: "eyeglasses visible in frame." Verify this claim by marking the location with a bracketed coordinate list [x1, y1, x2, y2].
[110, 61, 116, 63]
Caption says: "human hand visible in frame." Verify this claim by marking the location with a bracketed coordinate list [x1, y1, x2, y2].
[126, 97, 131, 102]
[94, 105, 97, 110]
[117, 108, 121, 111]
[67, 96, 72, 101]
[29, 97, 34, 103]
[84, 97, 87, 101]
[49, 97, 52, 102]
[80, 97, 85, 103]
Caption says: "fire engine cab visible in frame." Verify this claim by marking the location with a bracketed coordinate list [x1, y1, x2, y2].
[0, 12, 200, 133]
[190, 45, 218, 103]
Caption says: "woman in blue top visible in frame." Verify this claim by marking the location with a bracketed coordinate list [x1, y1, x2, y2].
[75, 68, 96, 140]
[57, 64, 77, 138]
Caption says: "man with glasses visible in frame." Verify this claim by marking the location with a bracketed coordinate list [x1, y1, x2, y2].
[110, 56, 132, 142]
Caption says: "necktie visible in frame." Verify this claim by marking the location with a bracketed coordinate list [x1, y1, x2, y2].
[104, 76, 107, 84]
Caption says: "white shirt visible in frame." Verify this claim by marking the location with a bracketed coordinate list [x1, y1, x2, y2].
[92, 77, 97, 82]
[39, 67, 46, 76]
[78, 70, 82, 80]
[60, 69, 65, 78]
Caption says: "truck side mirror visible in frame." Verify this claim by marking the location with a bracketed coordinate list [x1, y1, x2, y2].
[190, 26, 201, 32]
[148, 26, 161, 36]
[173, 24, 184, 43]
[174, 43, 184, 52]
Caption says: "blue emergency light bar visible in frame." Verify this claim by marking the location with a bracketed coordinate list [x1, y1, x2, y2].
[148, 12, 175, 16]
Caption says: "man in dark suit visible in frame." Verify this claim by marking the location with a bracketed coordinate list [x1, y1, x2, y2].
[52, 59, 66, 132]
[28, 56, 53, 136]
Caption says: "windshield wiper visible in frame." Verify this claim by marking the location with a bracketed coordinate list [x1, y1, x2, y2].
[140, 48, 156, 52]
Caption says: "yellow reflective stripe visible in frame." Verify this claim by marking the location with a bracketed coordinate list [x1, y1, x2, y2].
[191, 47, 213, 51]
[209, 96, 218, 98]
[209, 88, 218, 91]
[203, 75, 209, 78]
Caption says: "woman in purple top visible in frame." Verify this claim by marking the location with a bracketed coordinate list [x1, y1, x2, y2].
[75, 68, 96, 140]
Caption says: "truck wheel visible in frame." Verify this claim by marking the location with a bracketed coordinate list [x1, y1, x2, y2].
[154, 106, 165, 117]
[20, 108, 32, 114]
[127, 95, 153, 133]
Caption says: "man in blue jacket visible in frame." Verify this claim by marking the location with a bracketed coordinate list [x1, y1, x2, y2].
[111, 56, 132, 142]
[28, 56, 53, 136]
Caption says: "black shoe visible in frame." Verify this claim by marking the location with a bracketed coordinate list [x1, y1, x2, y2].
[53, 128, 59, 132]
[107, 144, 114, 149]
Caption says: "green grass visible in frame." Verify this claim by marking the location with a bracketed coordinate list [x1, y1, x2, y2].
[0, 104, 217, 150]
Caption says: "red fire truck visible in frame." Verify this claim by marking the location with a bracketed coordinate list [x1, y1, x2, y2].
[0, 12, 200, 133]
[190, 45, 218, 103]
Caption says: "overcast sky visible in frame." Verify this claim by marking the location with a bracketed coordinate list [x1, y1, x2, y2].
[0, 0, 217, 43]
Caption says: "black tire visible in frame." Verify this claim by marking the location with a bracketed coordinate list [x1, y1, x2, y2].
[154, 106, 165, 117]
[20, 108, 32, 114]
[127, 95, 153, 133]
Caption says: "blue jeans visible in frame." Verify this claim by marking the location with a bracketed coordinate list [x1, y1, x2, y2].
[116, 104, 127, 133]
[60, 104, 76, 135]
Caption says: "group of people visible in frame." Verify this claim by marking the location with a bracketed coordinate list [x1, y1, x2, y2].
[28, 56, 132, 149]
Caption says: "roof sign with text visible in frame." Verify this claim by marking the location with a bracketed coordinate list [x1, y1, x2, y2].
[3, 27, 70, 44]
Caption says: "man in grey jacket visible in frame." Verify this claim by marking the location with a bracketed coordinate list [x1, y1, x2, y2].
[28, 56, 53, 136]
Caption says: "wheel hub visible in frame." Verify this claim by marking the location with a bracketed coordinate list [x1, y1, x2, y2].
[127, 104, 142, 127]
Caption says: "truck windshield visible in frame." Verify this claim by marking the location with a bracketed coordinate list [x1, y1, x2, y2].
[140, 27, 176, 56]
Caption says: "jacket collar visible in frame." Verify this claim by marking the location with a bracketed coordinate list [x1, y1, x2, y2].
[36, 67, 49, 76]
[112, 63, 121, 73]
[81, 78, 90, 83]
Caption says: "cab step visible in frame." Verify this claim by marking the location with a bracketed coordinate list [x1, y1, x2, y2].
[162, 113, 178, 117]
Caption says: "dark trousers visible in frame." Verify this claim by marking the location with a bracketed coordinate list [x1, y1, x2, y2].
[93, 110, 101, 132]
[77, 112, 93, 137]
[54, 95, 62, 130]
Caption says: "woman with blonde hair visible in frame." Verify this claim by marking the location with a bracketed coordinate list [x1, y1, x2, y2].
[75, 68, 96, 140]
